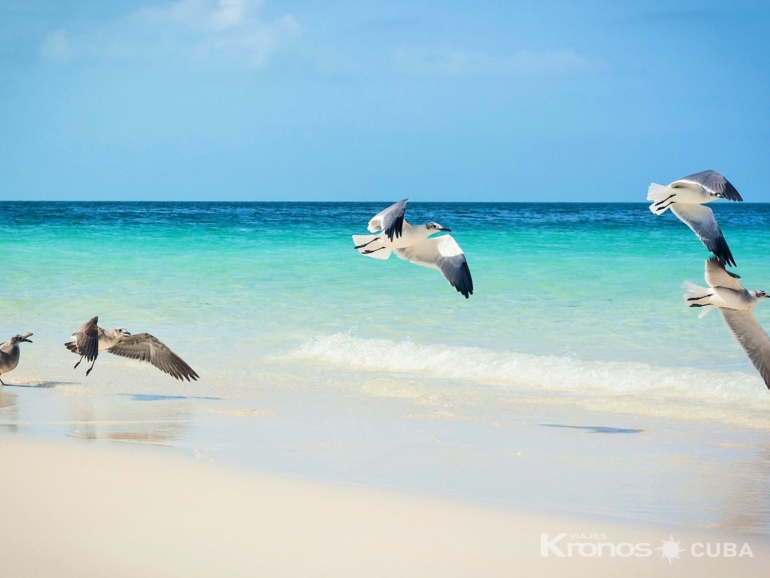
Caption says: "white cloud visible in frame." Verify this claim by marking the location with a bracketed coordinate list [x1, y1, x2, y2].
[40, 0, 300, 68]
[211, 0, 250, 30]
[40, 29, 74, 63]
[394, 48, 605, 76]
[208, 14, 299, 65]
[132, 0, 256, 31]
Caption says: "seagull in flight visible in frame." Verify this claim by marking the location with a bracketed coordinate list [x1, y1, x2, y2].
[352, 199, 474, 298]
[0, 332, 33, 385]
[684, 258, 770, 389]
[647, 170, 742, 266]
[65, 317, 199, 381]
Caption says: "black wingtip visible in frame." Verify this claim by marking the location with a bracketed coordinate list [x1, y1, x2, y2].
[721, 177, 743, 202]
[385, 216, 404, 242]
[453, 262, 474, 299]
[708, 235, 736, 268]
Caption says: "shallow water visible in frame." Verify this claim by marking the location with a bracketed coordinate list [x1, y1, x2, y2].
[2, 201, 770, 532]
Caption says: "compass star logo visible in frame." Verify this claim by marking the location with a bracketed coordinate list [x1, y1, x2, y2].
[657, 535, 684, 564]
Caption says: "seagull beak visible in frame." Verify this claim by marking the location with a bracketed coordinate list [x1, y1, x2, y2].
[21, 332, 32, 343]
[22, 338, 32, 343]
[441, 227, 452, 232]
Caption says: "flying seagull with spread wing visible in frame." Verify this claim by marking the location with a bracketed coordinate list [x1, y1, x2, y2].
[0, 332, 33, 385]
[647, 170, 742, 266]
[352, 199, 474, 298]
[65, 317, 199, 381]
[684, 258, 770, 389]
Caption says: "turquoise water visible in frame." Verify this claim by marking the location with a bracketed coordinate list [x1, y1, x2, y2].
[3, 201, 770, 532]
[4, 202, 770, 385]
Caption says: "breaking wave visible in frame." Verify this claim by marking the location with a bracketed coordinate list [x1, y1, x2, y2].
[281, 332, 770, 405]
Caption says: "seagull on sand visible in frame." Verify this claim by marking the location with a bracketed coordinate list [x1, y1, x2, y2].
[352, 199, 474, 298]
[0, 333, 33, 385]
[647, 170, 742, 266]
[65, 317, 199, 381]
[684, 257, 770, 389]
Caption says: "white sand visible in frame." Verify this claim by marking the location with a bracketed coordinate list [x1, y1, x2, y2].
[0, 436, 767, 577]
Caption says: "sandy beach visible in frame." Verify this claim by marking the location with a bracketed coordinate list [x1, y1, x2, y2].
[3, 0, 770, 573]
[1, 435, 767, 577]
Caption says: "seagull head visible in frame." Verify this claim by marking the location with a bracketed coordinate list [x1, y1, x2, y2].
[752, 290, 768, 301]
[10, 333, 33, 345]
[426, 222, 451, 233]
[116, 327, 132, 337]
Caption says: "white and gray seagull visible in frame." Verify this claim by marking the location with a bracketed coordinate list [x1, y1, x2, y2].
[647, 169, 742, 266]
[0, 332, 33, 385]
[65, 317, 199, 381]
[684, 257, 770, 389]
[352, 199, 473, 298]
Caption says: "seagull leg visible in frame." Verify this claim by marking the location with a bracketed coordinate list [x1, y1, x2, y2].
[85, 358, 97, 376]
[0, 375, 5, 386]
[74, 356, 83, 369]
[654, 194, 676, 208]
[354, 236, 381, 249]
[687, 294, 712, 302]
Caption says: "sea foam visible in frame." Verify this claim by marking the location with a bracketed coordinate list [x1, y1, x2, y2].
[282, 332, 770, 405]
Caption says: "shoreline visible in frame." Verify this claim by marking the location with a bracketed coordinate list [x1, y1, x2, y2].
[1, 434, 768, 577]
[3, 378, 770, 535]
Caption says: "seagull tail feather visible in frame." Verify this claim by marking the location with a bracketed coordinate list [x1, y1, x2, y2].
[697, 305, 716, 318]
[682, 281, 708, 296]
[647, 183, 673, 214]
[352, 235, 392, 260]
[647, 183, 671, 201]
[682, 281, 715, 317]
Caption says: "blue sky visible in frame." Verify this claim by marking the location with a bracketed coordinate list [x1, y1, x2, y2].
[1, 0, 769, 201]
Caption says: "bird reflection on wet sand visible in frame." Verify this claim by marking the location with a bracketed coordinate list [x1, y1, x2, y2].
[65, 396, 192, 445]
[0, 390, 18, 433]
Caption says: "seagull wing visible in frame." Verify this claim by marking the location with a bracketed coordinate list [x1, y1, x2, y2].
[395, 235, 473, 298]
[368, 199, 408, 241]
[107, 333, 199, 381]
[705, 257, 743, 290]
[670, 203, 736, 267]
[67, 316, 99, 361]
[719, 309, 770, 390]
[672, 170, 743, 202]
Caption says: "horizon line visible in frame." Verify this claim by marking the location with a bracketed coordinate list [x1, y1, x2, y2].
[3, 199, 769, 204]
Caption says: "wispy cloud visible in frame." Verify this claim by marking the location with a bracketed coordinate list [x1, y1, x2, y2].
[40, 29, 74, 63]
[40, 0, 300, 68]
[394, 47, 606, 76]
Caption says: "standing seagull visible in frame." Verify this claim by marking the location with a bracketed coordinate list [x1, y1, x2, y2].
[0, 333, 33, 385]
[647, 170, 742, 266]
[684, 258, 770, 389]
[352, 199, 473, 298]
[65, 317, 199, 381]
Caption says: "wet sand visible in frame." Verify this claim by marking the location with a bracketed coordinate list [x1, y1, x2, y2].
[1, 436, 768, 577]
